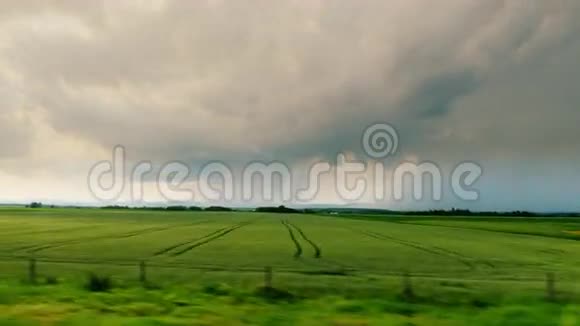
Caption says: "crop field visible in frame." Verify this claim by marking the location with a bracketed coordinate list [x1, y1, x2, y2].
[0, 208, 579, 325]
[1, 208, 580, 280]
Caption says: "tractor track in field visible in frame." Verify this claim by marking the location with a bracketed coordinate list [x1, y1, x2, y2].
[154, 220, 255, 257]
[169, 222, 252, 257]
[281, 220, 303, 258]
[393, 221, 580, 243]
[280, 220, 351, 270]
[349, 228, 483, 270]
[0, 225, 106, 238]
[369, 226, 496, 269]
[285, 220, 322, 258]
[153, 226, 234, 256]
[17, 221, 209, 254]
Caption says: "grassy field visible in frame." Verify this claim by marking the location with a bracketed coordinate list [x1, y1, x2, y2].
[0, 207, 579, 325]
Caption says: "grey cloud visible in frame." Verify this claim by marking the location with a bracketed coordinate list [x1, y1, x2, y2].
[405, 71, 480, 119]
[0, 1, 578, 158]
[0, 72, 35, 159]
[0, 1, 579, 209]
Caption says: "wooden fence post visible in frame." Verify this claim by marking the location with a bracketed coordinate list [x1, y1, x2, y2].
[546, 272, 556, 302]
[139, 261, 147, 285]
[28, 258, 37, 284]
[402, 271, 414, 301]
[264, 266, 273, 289]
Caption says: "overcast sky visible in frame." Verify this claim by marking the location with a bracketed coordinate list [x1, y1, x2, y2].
[0, 1, 579, 211]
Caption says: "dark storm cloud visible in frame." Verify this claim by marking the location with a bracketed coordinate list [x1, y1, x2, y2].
[406, 71, 480, 119]
[0, 0, 579, 209]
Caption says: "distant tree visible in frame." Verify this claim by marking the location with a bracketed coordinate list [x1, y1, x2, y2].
[255, 205, 302, 214]
[29, 202, 43, 208]
[101, 205, 130, 210]
[205, 206, 233, 212]
[166, 206, 188, 211]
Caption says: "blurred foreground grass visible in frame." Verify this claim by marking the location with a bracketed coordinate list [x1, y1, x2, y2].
[0, 279, 578, 326]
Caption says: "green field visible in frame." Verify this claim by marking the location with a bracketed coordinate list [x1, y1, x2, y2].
[0, 208, 579, 325]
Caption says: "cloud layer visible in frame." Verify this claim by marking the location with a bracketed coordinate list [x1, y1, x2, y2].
[0, 0, 579, 210]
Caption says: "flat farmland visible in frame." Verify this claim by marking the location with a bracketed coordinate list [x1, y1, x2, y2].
[0, 208, 579, 284]
[1, 208, 580, 325]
